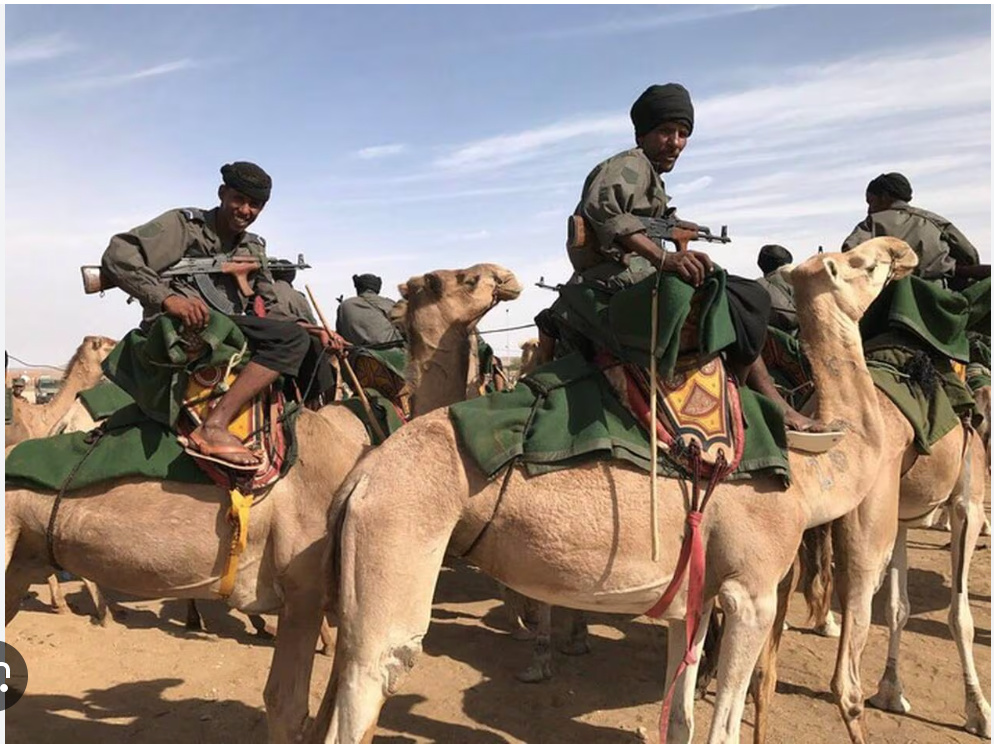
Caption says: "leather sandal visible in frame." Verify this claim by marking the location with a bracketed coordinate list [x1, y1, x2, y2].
[184, 427, 262, 472]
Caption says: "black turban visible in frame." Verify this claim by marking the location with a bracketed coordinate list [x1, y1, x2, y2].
[630, 83, 695, 138]
[221, 161, 272, 203]
[353, 273, 382, 294]
[866, 172, 912, 202]
[758, 244, 793, 274]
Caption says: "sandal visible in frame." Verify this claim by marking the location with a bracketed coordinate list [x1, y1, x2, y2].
[183, 427, 262, 472]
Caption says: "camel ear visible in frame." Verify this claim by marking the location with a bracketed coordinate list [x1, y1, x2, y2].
[823, 257, 842, 287]
[398, 282, 409, 300]
[879, 237, 918, 280]
[424, 272, 443, 297]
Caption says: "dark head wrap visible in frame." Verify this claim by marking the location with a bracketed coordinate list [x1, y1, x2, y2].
[758, 244, 793, 274]
[353, 273, 382, 294]
[630, 83, 695, 138]
[220, 161, 272, 203]
[866, 172, 912, 203]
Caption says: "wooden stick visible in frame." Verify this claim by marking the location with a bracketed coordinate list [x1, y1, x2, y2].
[649, 280, 660, 563]
[305, 285, 388, 443]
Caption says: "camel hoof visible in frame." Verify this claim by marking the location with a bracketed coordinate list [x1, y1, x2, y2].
[868, 688, 911, 714]
[255, 627, 276, 641]
[964, 701, 991, 738]
[559, 638, 591, 656]
[53, 604, 72, 615]
[516, 661, 553, 683]
[815, 618, 841, 638]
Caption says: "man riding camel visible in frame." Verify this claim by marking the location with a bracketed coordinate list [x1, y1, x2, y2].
[540, 83, 824, 432]
[101, 161, 347, 468]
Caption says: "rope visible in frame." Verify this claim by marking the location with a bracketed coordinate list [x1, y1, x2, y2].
[476, 322, 538, 336]
[6, 354, 65, 371]
[46, 427, 108, 571]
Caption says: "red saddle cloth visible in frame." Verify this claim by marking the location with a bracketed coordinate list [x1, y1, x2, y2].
[178, 364, 291, 493]
[601, 352, 745, 478]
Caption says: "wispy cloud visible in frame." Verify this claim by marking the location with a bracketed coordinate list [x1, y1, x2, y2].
[355, 143, 408, 159]
[670, 176, 714, 196]
[6, 33, 77, 66]
[64, 59, 198, 90]
[521, 5, 778, 42]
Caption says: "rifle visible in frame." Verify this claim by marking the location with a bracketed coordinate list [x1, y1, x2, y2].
[567, 214, 730, 261]
[81, 253, 311, 298]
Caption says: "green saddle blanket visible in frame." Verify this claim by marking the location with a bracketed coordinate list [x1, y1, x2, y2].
[450, 353, 789, 482]
[5, 404, 213, 492]
[339, 389, 406, 446]
[78, 381, 135, 420]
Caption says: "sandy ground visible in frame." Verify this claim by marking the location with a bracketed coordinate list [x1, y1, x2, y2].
[4, 518, 990, 744]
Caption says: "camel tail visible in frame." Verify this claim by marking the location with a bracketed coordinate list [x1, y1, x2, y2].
[324, 473, 370, 617]
[798, 523, 834, 624]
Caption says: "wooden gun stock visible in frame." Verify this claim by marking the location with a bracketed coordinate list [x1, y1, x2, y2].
[220, 258, 262, 297]
[81, 266, 117, 294]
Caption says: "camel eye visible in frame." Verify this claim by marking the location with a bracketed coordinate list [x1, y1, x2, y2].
[464, 274, 480, 288]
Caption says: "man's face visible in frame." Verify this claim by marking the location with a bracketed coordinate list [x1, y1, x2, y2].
[865, 191, 893, 215]
[638, 121, 690, 174]
[218, 185, 265, 234]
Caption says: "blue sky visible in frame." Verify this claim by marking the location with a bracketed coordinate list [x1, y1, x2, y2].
[5, 4, 991, 365]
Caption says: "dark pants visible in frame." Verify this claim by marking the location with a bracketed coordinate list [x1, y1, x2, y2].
[725, 275, 772, 369]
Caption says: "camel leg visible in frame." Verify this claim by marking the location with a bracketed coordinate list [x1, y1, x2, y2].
[263, 580, 326, 743]
[248, 613, 277, 640]
[751, 562, 796, 743]
[186, 599, 204, 631]
[500, 584, 536, 641]
[83, 578, 111, 626]
[947, 445, 992, 737]
[830, 479, 900, 745]
[707, 583, 777, 744]
[665, 602, 714, 744]
[815, 608, 841, 638]
[517, 602, 553, 683]
[48, 574, 72, 614]
[318, 618, 336, 657]
[867, 526, 911, 714]
[560, 609, 591, 656]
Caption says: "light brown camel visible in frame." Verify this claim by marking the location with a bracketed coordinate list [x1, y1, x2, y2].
[5, 335, 117, 445]
[5, 263, 521, 743]
[312, 238, 919, 744]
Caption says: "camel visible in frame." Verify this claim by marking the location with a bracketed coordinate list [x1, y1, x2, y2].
[311, 238, 919, 744]
[5, 335, 117, 445]
[5, 263, 521, 743]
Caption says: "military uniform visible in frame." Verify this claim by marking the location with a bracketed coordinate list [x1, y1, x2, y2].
[757, 269, 797, 332]
[101, 206, 313, 381]
[336, 291, 404, 347]
[552, 147, 771, 369]
[842, 201, 980, 282]
[271, 279, 317, 325]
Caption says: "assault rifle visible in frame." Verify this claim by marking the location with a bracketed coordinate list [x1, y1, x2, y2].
[567, 214, 730, 268]
[81, 253, 311, 298]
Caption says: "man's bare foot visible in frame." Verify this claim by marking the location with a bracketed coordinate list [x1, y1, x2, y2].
[783, 408, 830, 433]
[189, 424, 261, 468]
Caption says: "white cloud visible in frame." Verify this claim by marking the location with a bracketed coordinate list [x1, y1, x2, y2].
[64, 59, 198, 90]
[6, 33, 76, 65]
[670, 176, 714, 196]
[355, 143, 408, 159]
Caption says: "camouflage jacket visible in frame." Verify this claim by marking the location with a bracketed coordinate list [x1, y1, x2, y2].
[841, 201, 980, 282]
[101, 207, 277, 328]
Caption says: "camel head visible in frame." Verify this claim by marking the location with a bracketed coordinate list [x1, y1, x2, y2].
[398, 264, 522, 332]
[65, 335, 118, 375]
[784, 237, 917, 322]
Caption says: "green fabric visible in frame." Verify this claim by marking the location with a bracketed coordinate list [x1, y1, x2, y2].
[102, 313, 250, 427]
[860, 276, 970, 362]
[553, 269, 736, 377]
[864, 343, 973, 455]
[339, 390, 405, 446]
[77, 382, 135, 420]
[5, 387, 12, 426]
[449, 352, 789, 482]
[355, 346, 406, 379]
[961, 276, 991, 334]
[5, 404, 213, 492]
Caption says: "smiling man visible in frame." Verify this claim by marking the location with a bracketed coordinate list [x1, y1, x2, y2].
[101, 161, 345, 468]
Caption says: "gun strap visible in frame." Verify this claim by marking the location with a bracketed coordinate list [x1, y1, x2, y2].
[194, 273, 238, 314]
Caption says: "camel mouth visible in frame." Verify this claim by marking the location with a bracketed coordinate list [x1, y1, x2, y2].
[493, 275, 523, 301]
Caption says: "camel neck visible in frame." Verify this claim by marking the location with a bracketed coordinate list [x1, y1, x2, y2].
[407, 322, 476, 417]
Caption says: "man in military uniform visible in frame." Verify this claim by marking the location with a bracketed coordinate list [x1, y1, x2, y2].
[841, 173, 987, 286]
[756, 244, 798, 332]
[101, 161, 345, 468]
[549, 83, 821, 431]
[270, 263, 317, 325]
[336, 274, 405, 347]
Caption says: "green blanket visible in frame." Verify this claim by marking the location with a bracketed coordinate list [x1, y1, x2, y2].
[450, 353, 789, 482]
[5, 404, 212, 492]
[78, 382, 135, 420]
[339, 390, 405, 446]
[552, 269, 736, 376]
[103, 313, 250, 427]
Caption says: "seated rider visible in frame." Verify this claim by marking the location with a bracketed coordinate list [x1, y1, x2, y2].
[100, 161, 347, 468]
[336, 273, 406, 347]
[841, 172, 988, 288]
[541, 83, 824, 432]
[756, 244, 798, 333]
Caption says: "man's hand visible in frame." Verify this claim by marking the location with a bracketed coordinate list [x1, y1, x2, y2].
[162, 295, 210, 330]
[300, 323, 349, 353]
[661, 250, 714, 286]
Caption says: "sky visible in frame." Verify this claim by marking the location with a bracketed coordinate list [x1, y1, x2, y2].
[4, 4, 992, 366]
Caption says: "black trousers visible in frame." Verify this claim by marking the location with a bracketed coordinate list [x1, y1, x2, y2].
[725, 275, 772, 369]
